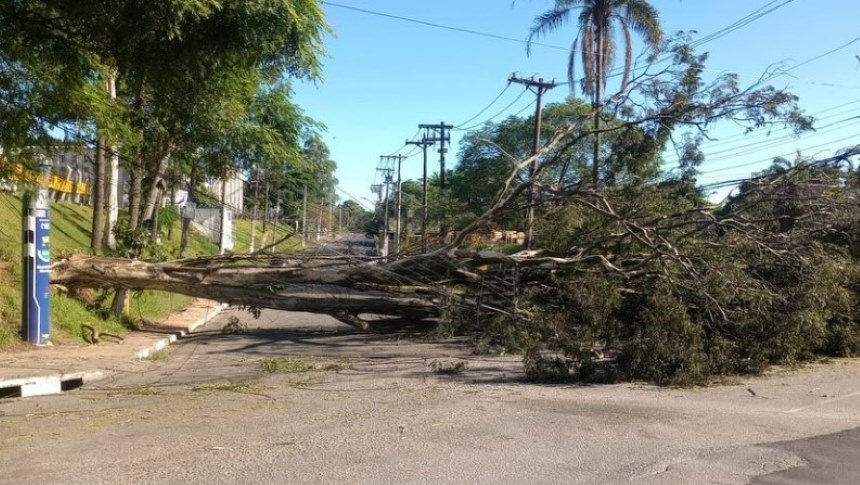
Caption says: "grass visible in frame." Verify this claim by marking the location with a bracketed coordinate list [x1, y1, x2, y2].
[121, 386, 162, 396]
[142, 348, 171, 361]
[192, 382, 263, 394]
[232, 218, 301, 254]
[0, 192, 214, 350]
[260, 357, 350, 374]
[157, 217, 219, 258]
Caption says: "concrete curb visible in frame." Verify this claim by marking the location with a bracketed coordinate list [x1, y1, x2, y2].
[135, 302, 229, 359]
[0, 369, 106, 398]
[1, 302, 230, 399]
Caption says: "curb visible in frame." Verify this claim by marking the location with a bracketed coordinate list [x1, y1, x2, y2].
[135, 302, 229, 359]
[0, 302, 229, 399]
[0, 369, 106, 399]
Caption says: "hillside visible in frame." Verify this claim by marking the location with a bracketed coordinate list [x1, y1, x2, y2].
[0, 193, 296, 349]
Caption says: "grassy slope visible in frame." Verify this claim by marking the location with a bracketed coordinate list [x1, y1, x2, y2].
[232, 218, 301, 253]
[0, 193, 223, 349]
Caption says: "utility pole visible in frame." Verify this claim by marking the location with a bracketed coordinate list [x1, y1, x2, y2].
[508, 74, 558, 250]
[376, 160, 394, 258]
[406, 136, 435, 251]
[381, 155, 405, 257]
[419, 123, 452, 191]
[328, 193, 334, 237]
[301, 184, 307, 248]
[419, 122, 452, 237]
[316, 196, 323, 242]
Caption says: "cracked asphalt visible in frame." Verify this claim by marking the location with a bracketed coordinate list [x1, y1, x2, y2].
[1, 307, 858, 484]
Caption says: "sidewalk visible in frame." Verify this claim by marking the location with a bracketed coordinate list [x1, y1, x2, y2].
[0, 299, 228, 398]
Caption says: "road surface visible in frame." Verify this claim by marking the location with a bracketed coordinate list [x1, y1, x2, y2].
[1, 306, 858, 484]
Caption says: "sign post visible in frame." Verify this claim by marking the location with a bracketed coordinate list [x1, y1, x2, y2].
[22, 166, 51, 345]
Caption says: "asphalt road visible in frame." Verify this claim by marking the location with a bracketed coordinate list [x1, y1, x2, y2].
[1, 307, 859, 484]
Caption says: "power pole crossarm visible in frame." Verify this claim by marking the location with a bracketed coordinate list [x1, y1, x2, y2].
[419, 123, 452, 191]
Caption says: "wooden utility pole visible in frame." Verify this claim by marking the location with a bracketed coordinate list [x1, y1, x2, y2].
[381, 155, 405, 257]
[377, 161, 394, 258]
[420, 122, 452, 236]
[316, 197, 323, 242]
[508, 75, 558, 250]
[419, 123, 452, 191]
[328, 193, 334, 237]
[406, 137, 435, 251]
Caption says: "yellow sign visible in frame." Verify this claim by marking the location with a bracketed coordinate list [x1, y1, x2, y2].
[6, 164, 91, 196]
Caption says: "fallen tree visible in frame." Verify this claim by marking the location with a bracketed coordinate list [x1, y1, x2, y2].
[50, 41, 860, 384]
[52, 254, 445, 328]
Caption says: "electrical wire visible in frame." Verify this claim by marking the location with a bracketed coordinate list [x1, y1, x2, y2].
[778, 35, 860, 76]
[582, 0, 798, 85]
[454, 82, 513, 129]
[697, 132, 860, 178]
[321, 1, 568, 52]
[454, 87, 530, 132]
[663, 115, 860, 170]
[662, 98, 860, 164]
[686, 118, 860, 172]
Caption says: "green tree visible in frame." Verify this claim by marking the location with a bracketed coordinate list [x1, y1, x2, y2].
[339, 200, 372, 232]
[0, 0, 329, 250]
[449, 98, 636, 229]
[528, 0, 664, 183]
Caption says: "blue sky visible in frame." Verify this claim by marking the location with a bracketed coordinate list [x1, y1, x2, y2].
[293, 0, 860, 207]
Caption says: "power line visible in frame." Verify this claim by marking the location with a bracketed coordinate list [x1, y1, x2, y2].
[698, 154, 852, 191]
[663, 114, 860, 169]
[455, 87, 530, 132]
[454, 82, 512, 128]
[689, 0, 794, 49]
[778, 34, 860, 76]
[321, 1, 568, 52]
[577, 0, 798, 86]
[663, 98, 860, 161]
[690, 119, 860, 172]
[698, 132, 860, 177]
[335, 186, 373, 211]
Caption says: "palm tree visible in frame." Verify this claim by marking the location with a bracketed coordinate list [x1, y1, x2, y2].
[528, 0, 663, 184]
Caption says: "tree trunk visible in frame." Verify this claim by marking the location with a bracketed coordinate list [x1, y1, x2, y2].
[90, 138, 106, 253]
[150, 188, 162, 243]
[104, 75, 119, 250]
[219, 178, 228, 254]
[128, 161, 143, 230]
[592, 26, 603, 185]
[167, 183, 176, 242]
[141, 152, 170, 224]
[53, 255, 444, 327]
[178, 157, 198, 258]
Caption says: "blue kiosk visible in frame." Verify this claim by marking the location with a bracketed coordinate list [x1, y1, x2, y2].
[22, 168, 51, 345]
